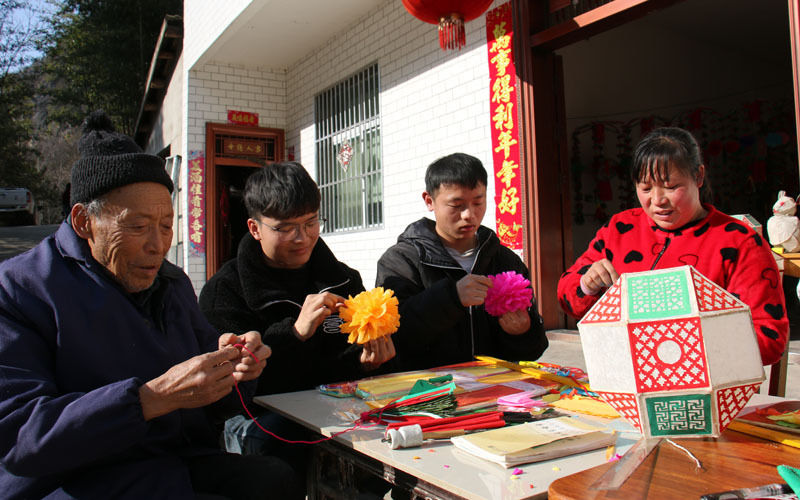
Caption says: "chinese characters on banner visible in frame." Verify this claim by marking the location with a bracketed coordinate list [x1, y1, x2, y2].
[486, 2, 523, 250]
[227, 110, 259, 127]
[187, 151, 206, 256]
[222, 139, 265, 156]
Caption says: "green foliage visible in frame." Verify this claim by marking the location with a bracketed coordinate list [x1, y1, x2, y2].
[1, 0, 183, 218]
[40, 0, 182, 134]
[0, 0, 43, 190]
[0, 0, 45, 78]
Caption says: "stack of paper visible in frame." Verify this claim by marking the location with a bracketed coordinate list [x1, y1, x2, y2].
[450, 416, 616, 467]
[735, 401, 800, 434]
[354, 370, 437, 400]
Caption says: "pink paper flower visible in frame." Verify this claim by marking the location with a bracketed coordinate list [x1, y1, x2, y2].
[484, 271, 532, 316]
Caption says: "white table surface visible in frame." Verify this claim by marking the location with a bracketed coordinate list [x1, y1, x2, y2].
[255, 390, 788, 500]
[254, 389, 644, 500]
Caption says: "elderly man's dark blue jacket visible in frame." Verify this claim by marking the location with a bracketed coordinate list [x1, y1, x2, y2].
[0, 222, 251, 499]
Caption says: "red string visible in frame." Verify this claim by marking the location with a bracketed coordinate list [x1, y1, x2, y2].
[231, 343, 379, 444]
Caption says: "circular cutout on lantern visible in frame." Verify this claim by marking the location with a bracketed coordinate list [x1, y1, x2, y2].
[656, 339, 683, 365]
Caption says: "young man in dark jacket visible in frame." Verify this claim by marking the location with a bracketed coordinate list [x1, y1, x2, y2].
[376, 153, 548, 372]
[199, 163, 394, 465]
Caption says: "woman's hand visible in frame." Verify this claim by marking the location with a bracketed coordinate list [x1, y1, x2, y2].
[579, 259, 619, 296]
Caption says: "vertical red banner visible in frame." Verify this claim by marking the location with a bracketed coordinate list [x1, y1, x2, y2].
[486, 2, 523, 250]
[187, 150, 206, 256]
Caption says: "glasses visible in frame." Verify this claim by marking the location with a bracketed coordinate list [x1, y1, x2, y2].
[258, 217, 326, 241]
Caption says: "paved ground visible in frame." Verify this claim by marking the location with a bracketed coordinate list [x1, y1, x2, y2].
[0, 224, 59, 261]
[540, 331, 800, 400]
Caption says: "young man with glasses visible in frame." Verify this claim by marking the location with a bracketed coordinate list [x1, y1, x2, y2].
[199, 162, 394, 480]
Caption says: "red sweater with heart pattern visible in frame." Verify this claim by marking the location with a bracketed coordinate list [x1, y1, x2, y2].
[557, 205, 788, 366]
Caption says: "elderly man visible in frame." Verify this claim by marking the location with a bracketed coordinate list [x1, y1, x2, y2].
[0, 112, 300, 499]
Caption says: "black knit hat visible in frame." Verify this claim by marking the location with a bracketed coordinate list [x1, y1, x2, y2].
[69, 110, 173, 206]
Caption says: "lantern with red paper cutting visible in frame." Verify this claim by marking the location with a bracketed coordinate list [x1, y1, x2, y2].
[401, 0, 494, 51]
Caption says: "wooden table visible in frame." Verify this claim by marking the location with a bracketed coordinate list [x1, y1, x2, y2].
[549, 401, 800, 499]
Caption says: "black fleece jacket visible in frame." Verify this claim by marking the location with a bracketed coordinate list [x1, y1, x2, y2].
[376, 218, 548, 372]
[199, 234, 366, 395]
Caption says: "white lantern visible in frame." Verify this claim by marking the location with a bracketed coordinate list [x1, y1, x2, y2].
[578, 265, 764, 439]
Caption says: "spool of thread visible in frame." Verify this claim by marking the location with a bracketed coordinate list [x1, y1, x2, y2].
[387, 424, 424, 449]
[386, 424, 494, 449]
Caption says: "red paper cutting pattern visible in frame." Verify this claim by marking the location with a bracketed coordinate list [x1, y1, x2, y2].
[600, 392, 642, 432]
[690, 268, 747, 313]
[716, 383, 760, 429]
[580, 281, 622, 323]
[628, 318, 709, 393]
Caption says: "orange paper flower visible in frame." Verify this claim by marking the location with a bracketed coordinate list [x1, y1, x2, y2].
[339, 287, 400, 344]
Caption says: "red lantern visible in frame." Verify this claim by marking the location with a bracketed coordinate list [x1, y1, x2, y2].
[401, 0, 494, 51]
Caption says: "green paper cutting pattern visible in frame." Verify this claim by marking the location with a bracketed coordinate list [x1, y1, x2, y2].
[628, 271, 692, 320]
[646, 393, 712, 436]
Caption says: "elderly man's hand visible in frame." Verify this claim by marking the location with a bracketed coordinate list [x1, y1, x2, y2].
[360, 335, 396, 371]
[219, 331, 270, 382]
[139, 347, 241, 421]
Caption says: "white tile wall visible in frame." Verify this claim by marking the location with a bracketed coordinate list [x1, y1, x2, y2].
[286, 0, 506, 288]
[184, 0, 252, 71]
[180, 0, 509, 292]
[183, 63, 288, 292]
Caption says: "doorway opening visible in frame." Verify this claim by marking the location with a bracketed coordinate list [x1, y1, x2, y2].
[217, 165, 259, 264]
[205, 122, 285, 279]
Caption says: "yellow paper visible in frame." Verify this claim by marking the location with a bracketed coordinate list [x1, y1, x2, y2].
[478, 371, 533, 384]
[356, 371, 436, 397]
[549, 397, 620, 418]
[452, 365, 512, 378]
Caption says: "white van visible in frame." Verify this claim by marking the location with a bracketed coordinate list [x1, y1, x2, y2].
[0, 188, 37, 225]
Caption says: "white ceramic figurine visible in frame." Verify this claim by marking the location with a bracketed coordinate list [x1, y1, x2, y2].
[767, 190, 800, 252]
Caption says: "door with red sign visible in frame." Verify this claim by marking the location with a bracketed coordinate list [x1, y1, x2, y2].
[205, 122, 284, 279]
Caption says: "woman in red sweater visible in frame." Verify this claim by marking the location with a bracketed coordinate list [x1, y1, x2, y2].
[557, 127, 788, 366]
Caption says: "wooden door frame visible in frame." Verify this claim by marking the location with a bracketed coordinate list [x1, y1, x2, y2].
[205, 122, 284, 280]
[790, 0, 800, 174]
[512, 0, 686, 329]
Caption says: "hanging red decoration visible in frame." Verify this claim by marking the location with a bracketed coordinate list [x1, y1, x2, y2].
[401, 0, 494, 51]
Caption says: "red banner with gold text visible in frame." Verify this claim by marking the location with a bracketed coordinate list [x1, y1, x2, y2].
[187, 151, 206, 256]
[486, 2, 523, 250]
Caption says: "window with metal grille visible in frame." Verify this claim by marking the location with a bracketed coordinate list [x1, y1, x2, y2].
[315, 64, 383, 234]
